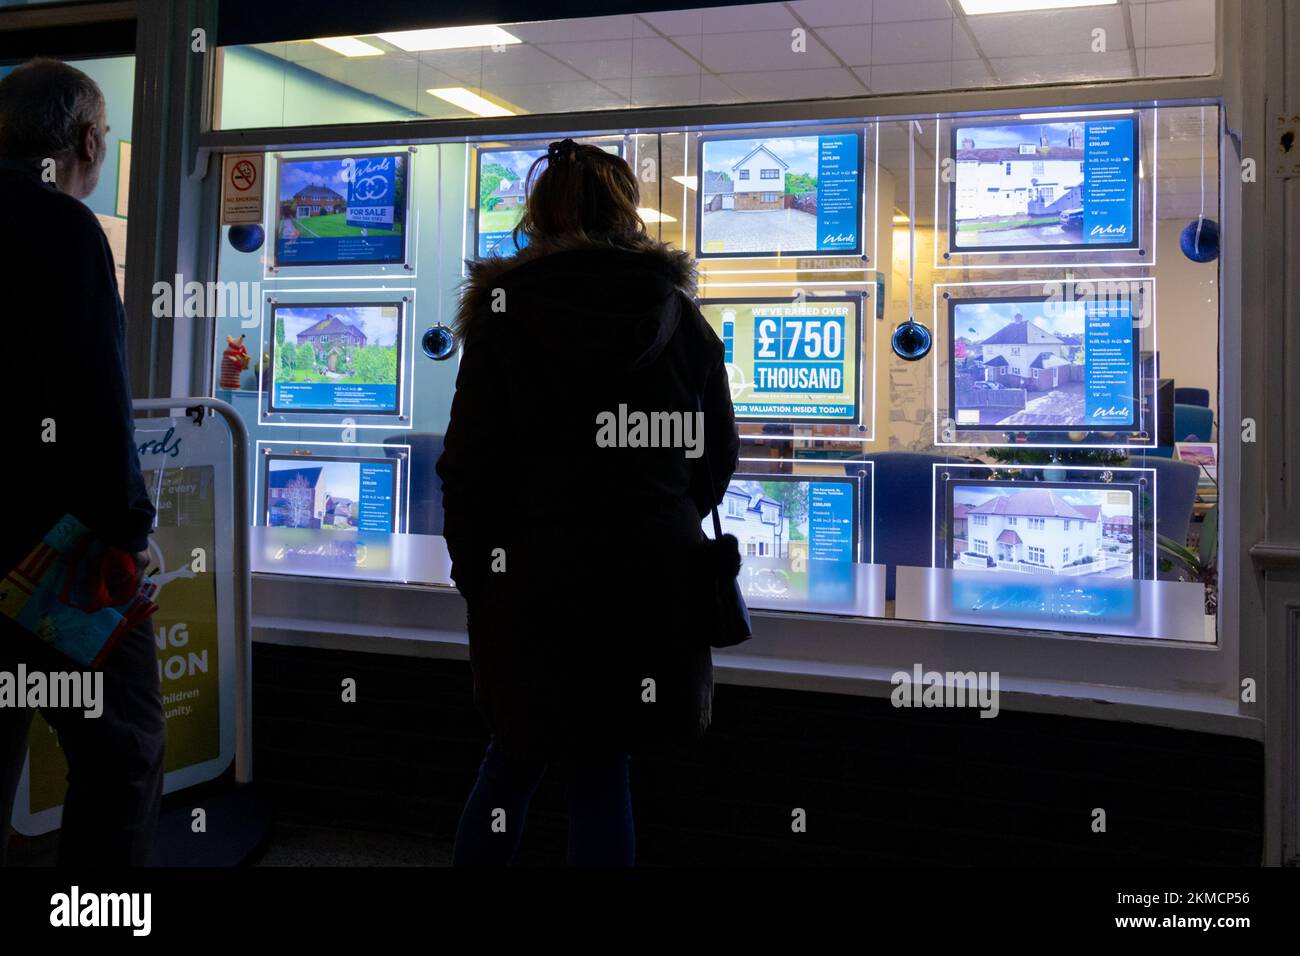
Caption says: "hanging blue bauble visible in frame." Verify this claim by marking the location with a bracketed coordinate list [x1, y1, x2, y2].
[1179, 217, 1219, 262]
[422, 325, 457, 361]
[228, 223, 265, 253]
[891, 319, 932, 361]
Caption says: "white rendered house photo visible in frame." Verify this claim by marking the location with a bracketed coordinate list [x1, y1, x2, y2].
[954, 125, 1084, 224]
[716, 483, 790, 557]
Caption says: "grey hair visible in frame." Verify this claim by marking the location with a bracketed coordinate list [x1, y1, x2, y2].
[0, 57, 104, 162]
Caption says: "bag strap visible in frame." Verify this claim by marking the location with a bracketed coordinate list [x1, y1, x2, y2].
[695, 390, 724, 541]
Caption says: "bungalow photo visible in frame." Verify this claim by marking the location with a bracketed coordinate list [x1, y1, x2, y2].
[952, 299, 1110, 429]
[272, 305, 399, 407]
[699, 135, 822, 254]
[951, 484, 1135, 578]
[277, 155, 404, 242]
[267, 460, 374, 531]
[952, 121, 1087, 248]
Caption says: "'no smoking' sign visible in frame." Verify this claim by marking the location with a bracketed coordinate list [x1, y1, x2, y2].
[221, 153, 264, 225]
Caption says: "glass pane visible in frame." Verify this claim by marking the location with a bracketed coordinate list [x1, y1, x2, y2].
[213, 1, 1217, 131]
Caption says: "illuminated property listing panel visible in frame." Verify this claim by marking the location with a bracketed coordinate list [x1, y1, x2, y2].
[700, 296, 862, 424]
[950, 117, 1138, 252]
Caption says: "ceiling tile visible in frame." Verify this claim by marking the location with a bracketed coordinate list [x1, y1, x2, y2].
[536, 39, 633, 79]
[965, 6, 1129, 58]
[1130, 0, 1216, 47]
[633, 36, 705, 76]
[788, 0, 875, 27]
[1138, 42, 1215, 76]
[816, 24, 873, 66]
[503, 15, 636, 43]
[874, 0, 955, 21]
[699, 29, 841, 72]
[699, 3, 800, 32]
[870, 19, 956, 65]
[717, 66, 868, 99]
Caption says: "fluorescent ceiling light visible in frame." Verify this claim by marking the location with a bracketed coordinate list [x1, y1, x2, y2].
[427, 87, 515, 117]
[671, 175, 697, 191]
[378, 25, 521, 52]
[312, 36, 384, 57]
[892, 214, 910, 224]
[638, 208, 677, 224]
[1019, 109, 1134, 119]
[960, 0, 1116, 13]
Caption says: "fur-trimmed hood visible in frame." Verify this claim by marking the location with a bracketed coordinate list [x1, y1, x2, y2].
[455, 234, 699, 371]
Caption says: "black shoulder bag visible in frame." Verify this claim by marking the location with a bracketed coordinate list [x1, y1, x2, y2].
[692, 393, 752, 648]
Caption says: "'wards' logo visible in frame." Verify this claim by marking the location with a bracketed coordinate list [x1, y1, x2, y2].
[1089, 224, 1129, 238]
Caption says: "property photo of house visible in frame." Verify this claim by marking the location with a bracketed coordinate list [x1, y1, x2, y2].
[477, 149, 544, 255]
[267, 460, 369, 531]
[951, 484, 1135, 578]
[699, 135, 822, 253]
[277, 156, 404, 243]
[952, 299, 1102, 428]
[714, 480, 793, 559]
[952, 122, 1088, 247]
[273, 305, 399, 393]
[476, 143, 622, 256]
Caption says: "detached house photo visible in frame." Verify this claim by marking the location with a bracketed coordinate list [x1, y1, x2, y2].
[951, 485, 1135, 578]
[952, 300, 1100, 429]
[699, 135, 822, 253]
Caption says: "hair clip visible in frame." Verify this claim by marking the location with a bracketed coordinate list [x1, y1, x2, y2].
[548, 138, 578, 162]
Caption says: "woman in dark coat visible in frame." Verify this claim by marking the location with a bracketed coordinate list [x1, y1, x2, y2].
[436, 139, 739, 866]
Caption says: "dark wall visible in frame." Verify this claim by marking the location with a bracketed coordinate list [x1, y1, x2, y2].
[253, 643, 1263, 866]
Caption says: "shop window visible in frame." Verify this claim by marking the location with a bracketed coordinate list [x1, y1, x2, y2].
[210, 95, 1221, 647]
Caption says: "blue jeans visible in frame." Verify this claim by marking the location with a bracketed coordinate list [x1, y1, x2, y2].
[453, 737, 635, 866]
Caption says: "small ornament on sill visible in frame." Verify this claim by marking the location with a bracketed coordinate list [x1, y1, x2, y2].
[219, 334, 251, 389]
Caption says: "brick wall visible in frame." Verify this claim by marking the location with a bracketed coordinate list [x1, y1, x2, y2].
[253, 643, 1263, 866]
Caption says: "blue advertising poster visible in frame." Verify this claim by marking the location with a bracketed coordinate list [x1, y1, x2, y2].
[814, 134, 860, 253]
[275, 153, 407, 266]
[698, 297, 861, 424]
[1082, 297, 1136, 426]
[356, 463, 395, 533]
[1081, 118, 1137, 246]
[270, 305, 401, 415]
[951, 117, 1138, 251]
[266, 457, 396, 533]
[345, 155, 398, 230]
[807, 482, 855, 562]
[698, 130, 863, 258]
